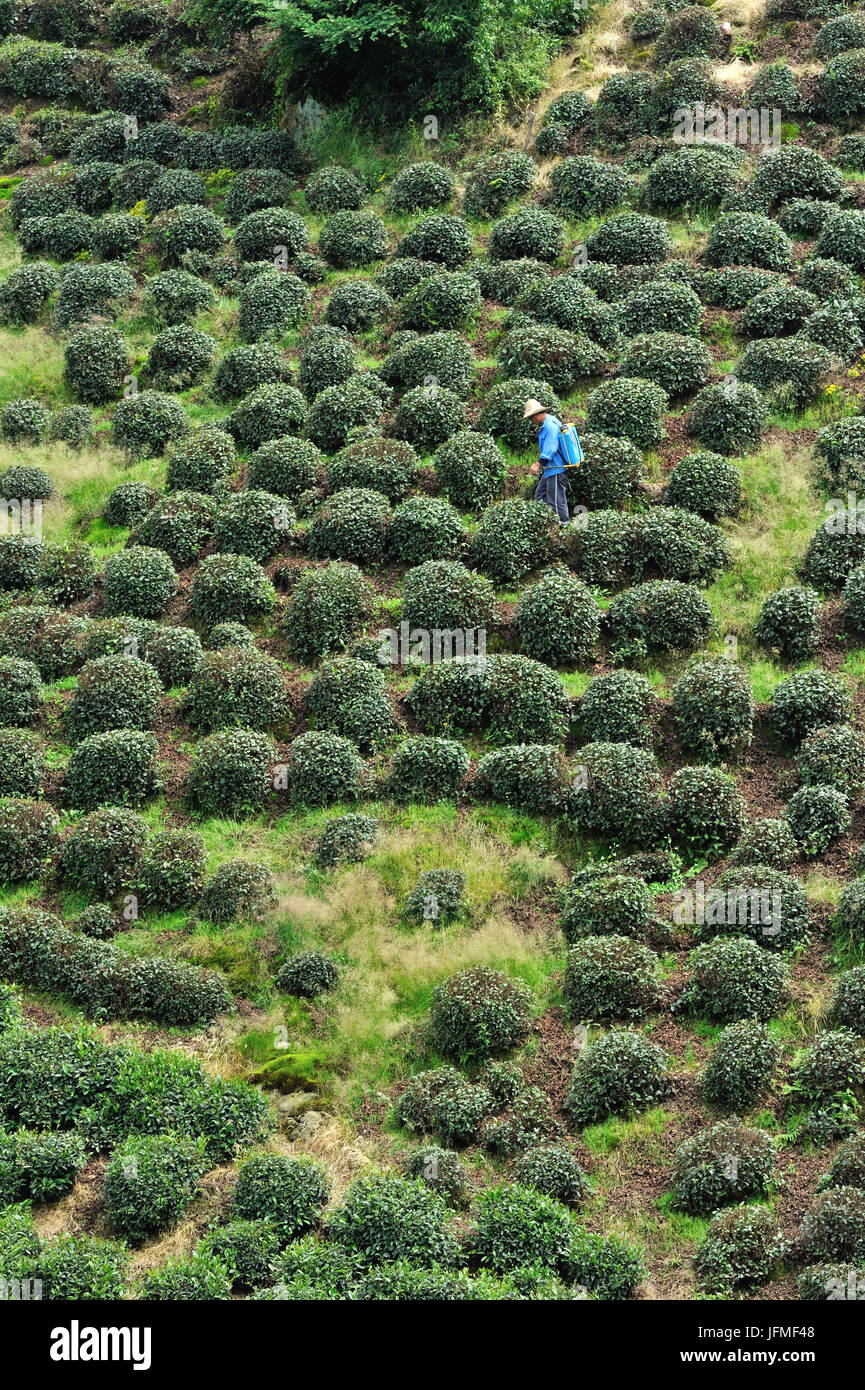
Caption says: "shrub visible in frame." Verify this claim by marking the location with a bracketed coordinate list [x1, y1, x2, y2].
[385, 163, 456, 215]
[394, 213, 473, 269]
[404, 1146, 467, 1207]
[247, 436, 321, 500]
[36, 1234, 130, 1302]
[305, 655, 393, 752]
[0, 728, 43, 798]
[737, 336, 832, 409]
[112, 390, 189, 457]
[0, 261, 58, 324]
[387, 737, 469, 803]
[185, 648, 288, 733]
[388, 497, 464, 566]
[145, 326, 215, 393]
[771, 668, 852, 745]
[325, 279, 393, 333]
[166, 428, 236, 495]
[463, 150, 535, 218]
[379, 329, 474, 396]
[665, 452, 741, 522]
[305, 165, 365, 214]
[392, 385, 464, 452]
[567, 740, 661, 843]
[92, 211, 146, 259]
[104, 481, 158, 529]
[798, 725, 865, 802]
[799, 1188, 865, 1265]
[239, 270, 309, 341]
[64, 729, 159, 811]
[702, 265, 782, 309]
[565, 1028, 672, 1126]
[498, 322, 605, 394]
[103, 546, 177, 620]
[564, 935, 661, 1020]
[137, 829, 207, 912]
[139, 1250, 232, 1301]
[786, 784, 851, 856]
[60, 806, 147, 899]
[473, 257, 552, 306]
[671, 657, 753, 762]
[587, 214, 673, 266]
[477, 378, 561, 450]
[144, 269, 215, 326]
[702, 1019, 781, 1111]
[19, 209, 95, 259]
[308, 487, 390, 566]
[201, 1220, 281, 1290]
[0, 538, 43, 594]
[467, 1184, 572, 1274]
[797, 1263, 865, 1301]
[619, 331, 710, 398]
[696, 1205, 786, 1292]
[689, 379, 768, 455]
[190, 552, 276, 627]
[233, 207, 308, 264]
[703, 213, 793, 271]
[314, 812, 379, 868]
[0, 1128, 86, 1206]
[618, 281, 703, 339]
[672, 1119, 776, 1214]
[753, 585, 821, 663]
[136, 491, 216, 567]
[213, 490, 293, 563]
[471, 499, 554, 585]
[37, 541, 96, 605]
[818, 1132, 865, 1192]
[512, 1145, 589, 1207]
[223, 167, 292, 222]
[319, 210, 388, 268]
[287, 729, 363, 807]
[0, 607, 88, 682]
[63, 326, 127, 404]
[580, 671, 656, 748]
[603, 581, 713, 662]
[327, 1173, 457, 1269]
[563, 431, 643, 510]
[284, 562, 373, 664]
[561, 871, 654, 943]
[400, 269, 480, 331]
[274, 951, 341, 1000]
[518, 276, 620, 350]
[677, 938, 789, 1022]
[472, 744, 568, 816]
[663, 765, 747, 858]
[303, 374, 386, 454]
[549, 155, 630, 217]
[400, 559, 495, 633]
[815, 209, 865, 274]
[729, 818, 798, 870]
[0, 797, 58, 881]
[66, 655, 162, 741]
[297, 328, 355, 402]
[585, 376, 667, 451]
[327, 437, 417, 504]
[199, 859, 275, 921]
[645, 144, 742, 210]
[104, 1133, 206, 1244]
[0, 397, 50, 444]
[430, 967, 533, 1061]
[402, 868, 467, 926]
[514, 566, 599, 667]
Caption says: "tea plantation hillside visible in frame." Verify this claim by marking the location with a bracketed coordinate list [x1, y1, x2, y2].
[2, 0, 865, 1305]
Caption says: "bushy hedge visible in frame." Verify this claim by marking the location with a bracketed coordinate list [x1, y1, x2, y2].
[472, 743, 569, 816]
[585, 376, 667, 450]
[326, 1172, 458, 1269]
[549, 156, 630, 216]
[671, 656, 753, 761]
[689, 380, 768, 455]
[190, 553, 276, 627]
[737, 336, 832, 409]
[186, 729, 274, 819]
[603, 580, 713, 662]
[703, 213, 793, 271]
[696, 1205, 786, 1293]
[112, 390, 190, 457]
[665, 452, 741, 521]
[514, 566, 599, 667]
[400, 559, 495, 634]
[305, 165, 365, 214]
[770, 668, 852, 745]
[136, 491, 216, 567]
[0, 797, 58, 881]
[66, 655, 162, 741]
[676, 938, 789, 1022]
[319, 210, 389, 268]
[185, 648, 288, 733]
[286, 730, 363, 807]
[498, 322, 605, 394]
[463, 151, 535, 218]
[701, 1019, 781, 1111]
[430, 967, 533, 1061]
[103, 546, 177, 619]
[104, 1133, 207, 1244]
[565, 1028, 671, 1126]
[387, 736, 470, 803]
[64, 326, 127, 404]
[566, 740, 661, 844]
[64, 729, 159, 811]
[284, 562, 374, 664]
[308, 487, 391, 567]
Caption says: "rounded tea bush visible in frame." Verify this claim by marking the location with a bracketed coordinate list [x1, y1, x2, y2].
[729, 818, 798, 870]
[799, 1188, 865, 1266]
[305, 655, 393, 753]
[704, 213, 793, 272]
[184, 647, 288, 732]
[770, 668, 853, 745]
[275, 951, 340, 999]
[145, 326, 215, 393]
[0, 728, 44, 798]
[798, 724, 865, 801]
[228, 384, 308, 450]
[305, 165, 365, 214]
[387, 737, 470, 803]
[603, 581, 713, 662]
[0, 797, 59, 881]
[567, 739, 661, 843]
[213, 490, 293, 564]
[287, 729, 363, 807]
[689, 380, 768, 455]
[232, 1154, 330, 1243]
[103, 1133, 206, 1244]
[560, 871, 654, 944]
[327, 437, 417, 504]
[319, 210, 388, 269]
[563, 935, 661, 1021]
[701, 1019, 781, 1111]
[239, 270, 309, 341]
[466, 1183, 572, 1275]
[64, 729, 159, 811]
[136, 492, 216, 568]
[580, 670, 656, 749]
[671, 656, 753, 761]
[389, 163, 455, 213]
[186, 729, 274, 819]
[402, 868, 467, 927]
[677, 938, 789, 1022]
[308, 487, 390, 567]
[737, 336, 832, 410]
[471, 744, 568, 816]
[694, 864, 810, 953]
[247, 436, 321, 500]
[64, 326, 127, 405]
[189, 553, 276, 627]
[512, 1145, 589, 1207]
[388, 497, 464, 567]
[754, 586, 820, 663]
[463, 150, 535, 218]
[400, 559, 495, 634]
[112, 390, 189, 458]
[471, 499, 554, 585]
[404, 1145, 468, 1208]
[565, 1028, 672, 1126]
[103, 481, 158, 529]
[619, 332, 710, 399]
[786, 784, 851, 857]
[430, 967, 533, 1061]
[103, 546, 177, 619]
[663, 765, 747, 858]
[672, 1120, 776, 1213]
[284, 562, 374, 664]
[514, 566, 599, 667]
[696, 1205, 786, 1293]
[60, 806, 148, 899]
[66, 656, 162, 741]
[144, 269, 215, 326]
[585, 376, 667, 451]
[326, 1172, 457, 1269]
[314, 812, 379, 868]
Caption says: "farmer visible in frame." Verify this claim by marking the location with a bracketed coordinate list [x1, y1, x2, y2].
[524, 398, 570, 524]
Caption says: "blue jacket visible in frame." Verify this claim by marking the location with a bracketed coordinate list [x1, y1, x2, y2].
[538, 414, 567, 476]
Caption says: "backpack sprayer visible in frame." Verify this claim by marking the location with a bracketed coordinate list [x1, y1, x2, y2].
[560, 423, 583, 470]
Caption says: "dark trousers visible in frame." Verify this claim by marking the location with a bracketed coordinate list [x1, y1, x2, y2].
[534, 471, 569, 524]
